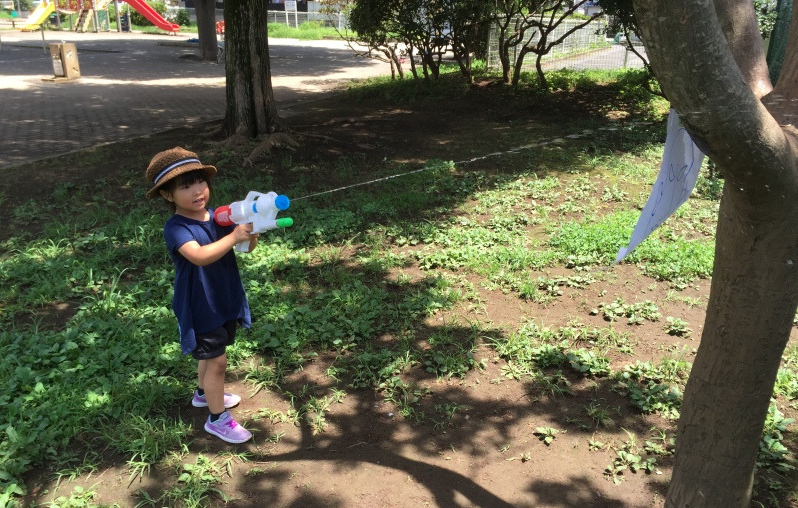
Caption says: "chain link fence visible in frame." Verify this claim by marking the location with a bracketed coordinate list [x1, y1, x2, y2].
[266, 9, 348, 31]
[487, 18, 647, 72]
[261, 10, 647, 73]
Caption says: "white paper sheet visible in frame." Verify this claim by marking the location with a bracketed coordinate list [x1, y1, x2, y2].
[614, 109, 705, 264]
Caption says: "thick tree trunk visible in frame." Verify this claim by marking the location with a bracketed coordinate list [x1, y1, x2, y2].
[630, 1, 798, 506]
[222, 0, 284, 138]
[667, 187, 798, 506]
[194, 0, 217, 62]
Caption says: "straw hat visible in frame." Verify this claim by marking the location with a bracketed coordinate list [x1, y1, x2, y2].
[145, 147, 217, 199]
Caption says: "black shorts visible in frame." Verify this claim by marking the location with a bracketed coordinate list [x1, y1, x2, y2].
[191, 320, 237, 360]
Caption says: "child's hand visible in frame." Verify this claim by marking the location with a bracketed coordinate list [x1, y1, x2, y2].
[232, 223, 255, 244]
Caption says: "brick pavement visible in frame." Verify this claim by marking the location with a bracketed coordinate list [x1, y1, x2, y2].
[0, 29, 389, 169]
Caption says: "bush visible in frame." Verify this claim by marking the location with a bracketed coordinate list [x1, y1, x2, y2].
[129, 0, 165, 26]
[1, 0, 31, 11]
[170, 8, 190, 26]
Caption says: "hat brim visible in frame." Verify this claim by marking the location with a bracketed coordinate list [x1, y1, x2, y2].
[145, 163, 217, 199]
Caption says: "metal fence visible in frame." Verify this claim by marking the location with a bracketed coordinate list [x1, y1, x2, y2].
[266, 10, 348, 31]
[486, 18, 648, 72]
[170, 8, 349, 30]
[259, 10, 648, 72]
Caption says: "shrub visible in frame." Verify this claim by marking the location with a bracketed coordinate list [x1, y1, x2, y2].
[129, 0, 165, 26]
[170, 8, 190, 26]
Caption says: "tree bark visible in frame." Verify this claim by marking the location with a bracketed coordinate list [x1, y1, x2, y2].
[194, 0, 217, 62]
[222, 0, 284, 139]
[631, 1, 798, 506]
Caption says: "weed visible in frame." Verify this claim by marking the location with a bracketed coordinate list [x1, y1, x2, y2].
[536, 370, 573, 397]
[54, 451, 101, 486]
[384, 381, 429, 424]
[694, 162, 724, 200]
[605, 449, 658, 483]
[604, 430, 659, 483]
[665, 290, 703, 308]
[301, 393, 344, 434]
[664, 316, 692, 337]
[253, 408, 292, 425]
[137, 455, 228, 508]
[757, 404, 796, 474]
[585, 401, 615, 428]
[45, 485, 113, 508]
[534, 426, 560, 445]
[774, 368, 798, 400]
[105, 415, 193, 483]
[589, 439, 607, 451]
[601, 185, 628, 202]
[623, 380, 682, 420]
[244, 360, 282, 396]
[432, 403, 464, 430]
[267, 431, 286, 443]
[566, 349, 611, 377]
[593, 298, 661, 324]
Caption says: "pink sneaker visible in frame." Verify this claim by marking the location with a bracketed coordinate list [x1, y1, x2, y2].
[192, 391, 241, 409]
[204, 412, 252, 444]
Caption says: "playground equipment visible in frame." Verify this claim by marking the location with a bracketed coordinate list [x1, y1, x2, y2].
[123, 0, 178, 32]
[57, 0, 113, 32]
[74, 0, 112, 32]
[216, 20, 225, 63]
[31, 0, 178, 33]
[19, 1, 54, 31]
[23, 0, 113, 32]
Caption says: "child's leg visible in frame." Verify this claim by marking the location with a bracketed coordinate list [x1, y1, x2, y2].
[195, 323, 251, 443]
[192, 321, 241, 410]
[201, 353, 228, 415]
[197, 359, 208, 391]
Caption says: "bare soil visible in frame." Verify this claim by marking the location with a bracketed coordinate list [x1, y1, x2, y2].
[8, 77, 798, 508]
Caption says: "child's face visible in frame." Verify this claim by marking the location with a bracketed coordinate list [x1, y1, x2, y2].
[162, 179, 210, 218]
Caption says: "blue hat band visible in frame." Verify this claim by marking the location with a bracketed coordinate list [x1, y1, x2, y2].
[152, 158, 201, 186]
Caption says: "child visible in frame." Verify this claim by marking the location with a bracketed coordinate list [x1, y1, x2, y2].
[145, 147, 256, 444]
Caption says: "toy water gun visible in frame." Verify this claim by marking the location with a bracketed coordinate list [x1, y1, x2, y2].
[214, 191, 293, 251]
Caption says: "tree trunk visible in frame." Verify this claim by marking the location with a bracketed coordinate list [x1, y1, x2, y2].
[222, 0, 284, 138]
[510, 44, 533, 87]
[667, 189, 798, 506]
[194, 0, 217, 62]
[630, 1, 798, 506]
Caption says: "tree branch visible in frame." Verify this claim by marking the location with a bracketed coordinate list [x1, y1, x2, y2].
[631, 0, 791, 186]
[713, 0, 772, 97]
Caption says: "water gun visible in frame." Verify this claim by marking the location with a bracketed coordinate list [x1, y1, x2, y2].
[214, 191, 293, 251]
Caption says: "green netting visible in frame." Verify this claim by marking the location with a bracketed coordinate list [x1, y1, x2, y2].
[767, 0, 792, 83]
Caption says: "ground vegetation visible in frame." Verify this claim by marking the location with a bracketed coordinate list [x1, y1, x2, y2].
[2, 67, 798, 508]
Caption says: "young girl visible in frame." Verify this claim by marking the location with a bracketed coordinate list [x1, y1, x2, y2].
[146, 147, 256, 444]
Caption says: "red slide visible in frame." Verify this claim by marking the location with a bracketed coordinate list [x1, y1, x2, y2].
[124, 0, 180, 32]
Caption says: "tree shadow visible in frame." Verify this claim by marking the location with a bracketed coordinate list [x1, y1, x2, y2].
[526, 475, 667, 508]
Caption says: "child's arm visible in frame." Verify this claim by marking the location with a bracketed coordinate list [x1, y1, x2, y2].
[178, 224, 254, 266]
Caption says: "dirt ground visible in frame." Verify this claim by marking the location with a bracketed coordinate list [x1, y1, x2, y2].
[8, 77, 798, 508]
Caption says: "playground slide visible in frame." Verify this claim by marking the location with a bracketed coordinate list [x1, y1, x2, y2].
[124, 0, 179, 32]
[20, 1, 55, 31]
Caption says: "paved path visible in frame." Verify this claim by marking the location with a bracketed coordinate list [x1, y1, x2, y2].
[0, 29, 390, 169]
